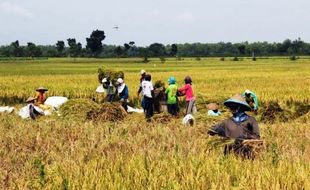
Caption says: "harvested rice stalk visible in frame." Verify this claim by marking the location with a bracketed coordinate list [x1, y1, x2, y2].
[87, 103, 127, 122]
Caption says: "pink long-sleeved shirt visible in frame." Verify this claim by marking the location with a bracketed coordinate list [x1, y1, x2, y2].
[178, 84, 195, 101]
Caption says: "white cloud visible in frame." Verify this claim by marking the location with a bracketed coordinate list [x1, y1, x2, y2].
[177, 12, 196, 23]
[0, 1, 34, 18]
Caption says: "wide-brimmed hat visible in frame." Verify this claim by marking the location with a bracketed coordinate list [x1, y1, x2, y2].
[26, 97, 36, 103]
[207, 103, 219, 111]
[36, 87, 48, 92]
[224, 94, 251, 111]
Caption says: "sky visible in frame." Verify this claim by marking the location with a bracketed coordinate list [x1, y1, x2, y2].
[0, 0, 309, 46]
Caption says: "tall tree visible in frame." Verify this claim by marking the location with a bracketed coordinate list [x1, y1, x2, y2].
[86, 30, 106, 57]
[10, 40, 23, 57]
[170, 44, 178, 56]
[149, 43, 166, 57]
[56, 41, 65, 57]
[114, 46, 123, 58]
[26, 42, 42, 57]
[67, 38, 82, 57]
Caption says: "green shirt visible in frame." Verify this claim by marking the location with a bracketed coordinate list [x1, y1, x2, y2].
[165, 84, 178, 104]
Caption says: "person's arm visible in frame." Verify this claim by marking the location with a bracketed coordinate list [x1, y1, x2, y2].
[124, 86, 129, 99]
[208, 122, 226, 137]
[29, 104, 36, 120]
[251, 93, 259, 110]
[249, 118, 260, 139]
[178, 84, 188, 92]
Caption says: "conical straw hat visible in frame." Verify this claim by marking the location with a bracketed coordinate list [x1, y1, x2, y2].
[224, 94, 251, 111]
[36, 87, 48, 92]
[206, 103, 219, 111]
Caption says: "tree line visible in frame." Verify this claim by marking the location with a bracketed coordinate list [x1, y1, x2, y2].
[0, 29, 309, 59]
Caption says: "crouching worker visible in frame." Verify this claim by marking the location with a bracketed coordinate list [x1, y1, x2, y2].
[142, 74, 154, 121]
[115, 78, 129, 112]
[207, 103, 221, 116]
[165, 76, 179, 116]
[208, 94, 261, 159]
[26, 97, 44, 120]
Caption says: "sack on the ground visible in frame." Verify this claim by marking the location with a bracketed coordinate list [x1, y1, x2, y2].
[0, 106, 15, 113]
[44, 96, 68, 109]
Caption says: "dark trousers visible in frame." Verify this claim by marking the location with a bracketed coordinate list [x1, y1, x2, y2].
[120, 99, 128, 112]
[167, 104, 178, 116]
[144, 96, 153, 119]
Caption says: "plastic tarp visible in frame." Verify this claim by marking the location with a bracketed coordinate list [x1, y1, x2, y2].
[182, 114, 195, 125]
[18, 105, 44, 119]
[44, 96, 68, 109]
[0, 106, 15, 113]
[127, 106, 144, 113]
[96, 85, 105, 93]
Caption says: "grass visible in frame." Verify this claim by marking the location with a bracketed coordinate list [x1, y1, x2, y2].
[0, 57, 310, 189]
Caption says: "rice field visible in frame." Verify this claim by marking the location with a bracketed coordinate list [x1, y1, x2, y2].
[0, 57, 310, 189]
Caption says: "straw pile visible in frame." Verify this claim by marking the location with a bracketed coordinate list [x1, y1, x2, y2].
[59, 99, 100, 121]
[87, 103, 127, 122]
[208, 138, 265, 159]
[260, 102, 293, 123]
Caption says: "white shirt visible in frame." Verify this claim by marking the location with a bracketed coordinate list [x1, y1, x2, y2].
[141, 81, 153, 98]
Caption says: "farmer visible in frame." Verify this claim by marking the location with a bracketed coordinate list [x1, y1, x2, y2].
[178, 76, 196, 115]
[242, 89, 259, 112]
[207, 103, 221, 116]
[165, 76, 179, 116]
[153, 81, 166, 113]
[35, 87, 48, 106]
[141, 74, 154, 120]
[115, 78, 129, 112]
[102, 77, 115, 102]
[26, 97, 44, 120]
[137, 70, 147, 108]
[208, 94, 260, 157]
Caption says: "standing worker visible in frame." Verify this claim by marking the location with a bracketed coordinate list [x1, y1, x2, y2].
[102, 77, 115, 102]
[178, 76, 196, 115]
[137, 70, 147, 109]
[141, 74, 154, 121]
[165, 76, 179, 116]
[242, 89, 259, 113]
[115, 78, 129, 112]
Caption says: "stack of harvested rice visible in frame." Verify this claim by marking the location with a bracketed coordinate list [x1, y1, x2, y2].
[59, 99, 100, 121]
[98, 67, 124, 85]
[87, 103, 127, 122]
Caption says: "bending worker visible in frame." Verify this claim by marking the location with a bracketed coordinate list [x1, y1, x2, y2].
[242, 89, 259, 112]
